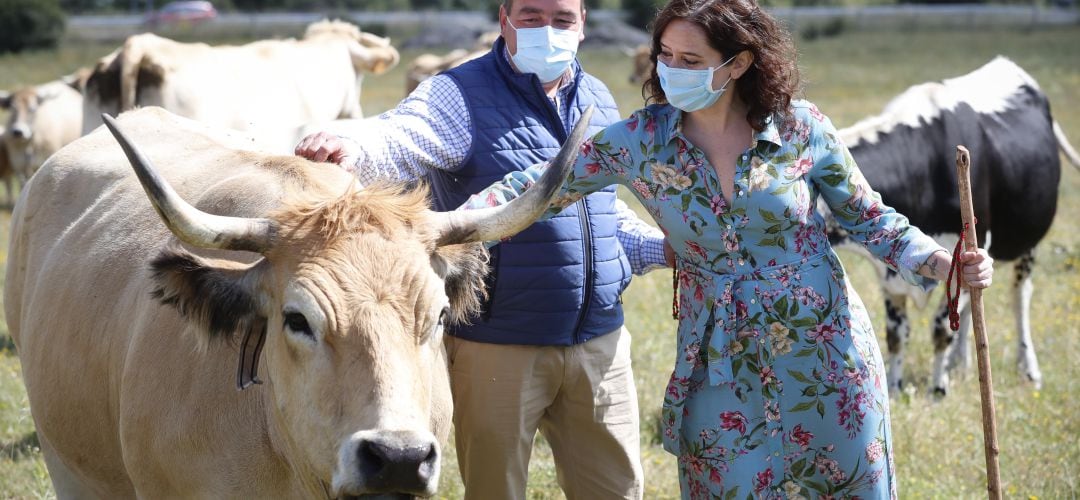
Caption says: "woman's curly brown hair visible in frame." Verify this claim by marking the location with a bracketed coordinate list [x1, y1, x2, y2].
[642, 0, 801, 131]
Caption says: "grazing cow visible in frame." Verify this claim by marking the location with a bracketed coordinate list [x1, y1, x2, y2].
[5, 105, 588, 498]
[825, 56, 1080, 396]
[81, 20, 400, 148]
[626, 43, 652, 84]
[404, 31, 499, 95]
[0, 77, 83, 185]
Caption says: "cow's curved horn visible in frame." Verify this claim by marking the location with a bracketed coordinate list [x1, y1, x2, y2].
[102, 113, 277, 253]
[433, 105, 594, 246]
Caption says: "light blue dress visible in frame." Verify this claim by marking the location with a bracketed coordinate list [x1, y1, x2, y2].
[464, 101, 944, 499]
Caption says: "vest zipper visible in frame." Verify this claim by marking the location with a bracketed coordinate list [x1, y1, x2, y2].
[572, 198, 593, 343]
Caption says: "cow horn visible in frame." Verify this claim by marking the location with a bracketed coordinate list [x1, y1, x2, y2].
[433, 105, 594, 246]
[102, 113, 277, 253]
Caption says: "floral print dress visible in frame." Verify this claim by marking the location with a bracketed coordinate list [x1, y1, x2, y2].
[465, 101, 944, 499]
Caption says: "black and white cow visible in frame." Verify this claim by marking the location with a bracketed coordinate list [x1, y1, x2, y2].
[824, 56, 1080, 397]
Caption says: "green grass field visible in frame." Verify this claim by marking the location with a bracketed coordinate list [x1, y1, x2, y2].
[1, 24, 1079, 499]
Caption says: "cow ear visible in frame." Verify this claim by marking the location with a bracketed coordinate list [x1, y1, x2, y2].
[349, 41, 400, 76]
[150, 246, 267, 346]
[434, 243, 488, 325]
[0, 91, 10, 110]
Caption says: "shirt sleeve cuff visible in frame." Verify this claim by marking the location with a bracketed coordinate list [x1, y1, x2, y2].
[897, 237, 946, 291]
[637, 234, 668, 274]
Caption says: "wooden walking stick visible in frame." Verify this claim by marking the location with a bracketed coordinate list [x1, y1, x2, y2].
[955, 145, 1002, 500]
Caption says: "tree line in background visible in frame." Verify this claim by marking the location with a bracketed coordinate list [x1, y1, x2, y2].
[46, 0, 1042, 14]
[0, 0, 1059, 54]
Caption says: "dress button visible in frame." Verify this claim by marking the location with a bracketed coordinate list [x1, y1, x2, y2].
[773, 451, 780, 457]
[750, 298, 756, 304]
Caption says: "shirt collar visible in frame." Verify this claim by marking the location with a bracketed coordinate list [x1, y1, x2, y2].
[664, 106, 784, 151]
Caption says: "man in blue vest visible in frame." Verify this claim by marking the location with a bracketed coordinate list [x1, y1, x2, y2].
[296, 0, 668, 497]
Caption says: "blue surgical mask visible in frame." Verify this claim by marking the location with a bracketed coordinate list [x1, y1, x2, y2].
[657, 54, 738, 112]
[507, 19, 580, 83]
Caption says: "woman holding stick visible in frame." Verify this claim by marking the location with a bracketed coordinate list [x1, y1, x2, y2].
[462, 0, 995, 497]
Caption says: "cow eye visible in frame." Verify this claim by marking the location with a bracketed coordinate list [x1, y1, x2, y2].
[434, 308, 449, 335]
[283, 311, 313, 338]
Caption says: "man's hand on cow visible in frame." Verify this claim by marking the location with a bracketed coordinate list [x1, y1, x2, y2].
[295, 132, 358, 171]
[960, 248, 994, 289]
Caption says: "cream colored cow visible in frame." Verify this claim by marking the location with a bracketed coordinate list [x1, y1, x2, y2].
[0, 76, 83, 185]
[404, 31, 500, 95]
[81, 20, 400, 148]
[4, 105, 589, 498]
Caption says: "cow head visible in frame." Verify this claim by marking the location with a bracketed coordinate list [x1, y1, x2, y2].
[101, 107, 591, 498]
[305, 19, 401, 76]
[0, 84, 67, 144]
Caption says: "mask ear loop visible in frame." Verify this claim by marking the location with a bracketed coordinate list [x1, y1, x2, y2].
[707, 53, 739, 93]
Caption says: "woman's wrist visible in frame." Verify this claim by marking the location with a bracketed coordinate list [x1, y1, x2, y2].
[920, 248, 953, 281]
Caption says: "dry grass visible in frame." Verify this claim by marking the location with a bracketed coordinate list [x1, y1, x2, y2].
[1, 23, 1078, 499]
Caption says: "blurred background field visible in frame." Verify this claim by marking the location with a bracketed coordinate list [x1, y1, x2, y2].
[1, 13, 1079, 500]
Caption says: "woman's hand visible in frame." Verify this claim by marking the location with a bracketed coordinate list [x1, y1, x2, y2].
[960, 248, 994, 289]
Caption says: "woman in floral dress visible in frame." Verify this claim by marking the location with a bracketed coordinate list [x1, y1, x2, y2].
[463, 0, 995, 497]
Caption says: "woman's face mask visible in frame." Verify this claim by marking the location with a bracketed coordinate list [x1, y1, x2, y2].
[507, 19, 580, 83]
[657, 53, 738, 112]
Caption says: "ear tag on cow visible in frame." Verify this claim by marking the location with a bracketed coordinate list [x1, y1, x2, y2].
[237, 317, 268, 390]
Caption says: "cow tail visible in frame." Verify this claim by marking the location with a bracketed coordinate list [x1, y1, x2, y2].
[119, 35, 147, 112]
[1053, 120, 1080, 170]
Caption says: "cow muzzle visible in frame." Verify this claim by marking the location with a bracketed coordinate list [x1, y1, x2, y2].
[332, 430, 440, 499]
[9, 124, 31, 141]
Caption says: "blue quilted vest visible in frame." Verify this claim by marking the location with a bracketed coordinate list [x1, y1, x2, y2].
[432, 37, 630, 346]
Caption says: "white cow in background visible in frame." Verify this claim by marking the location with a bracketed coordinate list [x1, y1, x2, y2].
[0, 74, 84, 189]
[81, 20, 400, 147]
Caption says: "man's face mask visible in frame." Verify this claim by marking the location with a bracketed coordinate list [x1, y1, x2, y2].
[507, 18, 580, 83]
[657, 53, 738, 112]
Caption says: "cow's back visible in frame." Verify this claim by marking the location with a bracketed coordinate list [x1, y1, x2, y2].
[841, 58, 1062, 262]
[5, 107, 352, 497]
[83, 35, 362, 149]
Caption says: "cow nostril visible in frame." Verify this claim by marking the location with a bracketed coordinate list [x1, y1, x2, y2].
[355, 436, 437, 494]
[417, 443, 437, 483]
[357, 439, 387, 479]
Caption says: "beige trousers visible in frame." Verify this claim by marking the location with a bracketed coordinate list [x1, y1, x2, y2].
[446, 327, 643, 500]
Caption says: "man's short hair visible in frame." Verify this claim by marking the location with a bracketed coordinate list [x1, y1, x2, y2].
[503, 0, 586, 14]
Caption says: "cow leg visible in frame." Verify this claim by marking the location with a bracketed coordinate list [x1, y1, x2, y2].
[38, 434, 102, 499]
[946, 289, 973, 376]
[930, 288, 968, 397]
[2, 177, 11, 208]
[884, 292, 909, 398]
[1013, 251, 1043, 389]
